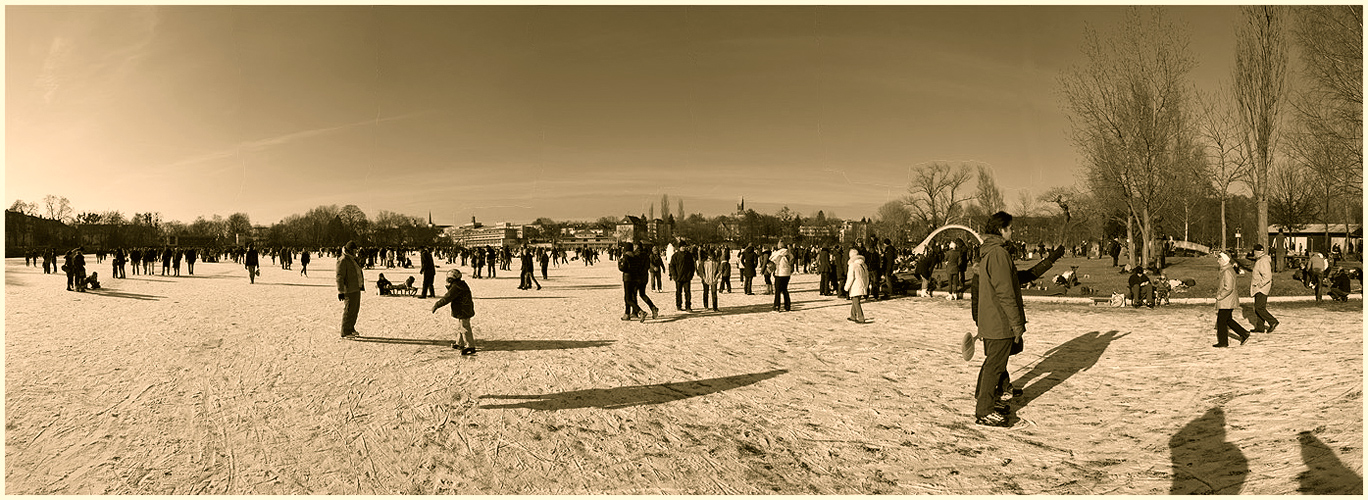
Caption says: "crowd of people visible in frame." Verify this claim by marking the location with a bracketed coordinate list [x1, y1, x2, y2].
[24, 214, 1360, 429]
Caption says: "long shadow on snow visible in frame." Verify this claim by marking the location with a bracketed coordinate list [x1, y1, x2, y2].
[479, 369, 788, 410]
[1010, 330, 1128, 410]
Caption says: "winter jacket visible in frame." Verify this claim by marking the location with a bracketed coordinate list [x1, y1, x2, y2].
[972, 234, 1025, 340]
[336, 252, 365, 294]
[1216, 261, 1240, 310]
[845, 255, 869, 297]
[670, 250, 696, 281]
[1250, 252, 1272, 296]
[434, 278, 475, 319]
[700, 259, 721, 286]
[770, 248, 794, 277]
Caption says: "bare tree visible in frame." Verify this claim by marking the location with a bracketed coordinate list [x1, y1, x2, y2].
[1060, 6, 1197, 268]
[43, 194, 72, 223]
[1233, 5, 1291, 250]
[1197, 87, 1252, 250]
[8, 199, 37, 216]
[904, 162, 974, 228]
[1267, 159, 1319, 232]
[873, 200, 913, 244]
[660, 194, 670, 221]
[1289, 5, 1362, 246]
[975, 165, 1006, 215]
[1291, 5, 1362, 171]
[227, 212, 253, 242]
[1014, 189, 1037, 218]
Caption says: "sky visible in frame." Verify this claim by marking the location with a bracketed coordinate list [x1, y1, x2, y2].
[6, 5, 1244, 227]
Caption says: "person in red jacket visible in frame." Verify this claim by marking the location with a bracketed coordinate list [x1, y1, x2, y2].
[432, 268, 477, 355]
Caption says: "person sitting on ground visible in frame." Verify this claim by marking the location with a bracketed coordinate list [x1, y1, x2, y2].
[83, 271, 102, 290]
[377, 273, 392, 295]
[1328, 268, 1352, 302]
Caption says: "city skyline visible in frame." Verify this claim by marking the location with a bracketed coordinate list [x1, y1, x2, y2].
[7, 5, 1244, 226]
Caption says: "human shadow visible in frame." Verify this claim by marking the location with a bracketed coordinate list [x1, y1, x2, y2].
[478, 369, 788, 411]
[263, 282, 332, 288]
[478, 296, 572, 300]
[649, 299, 832, 323]
[551, 284, 620, 290]
[1011, 330, 1128, 409]
[1169, 407, 1249, 494]
[1297, 431, 1364, 494]
[349, 336, 614, 352]
[85, 289, 164, 301]
[124, 277, 174, 283]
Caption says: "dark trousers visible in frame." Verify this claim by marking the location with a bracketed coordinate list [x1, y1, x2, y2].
[650, 269, 662, 291]
[819, 271, 832, 295]
[634, 279, 655, 312]
[1215, 308, 1248, 345]
[975, 337, 1014, 418]
[869, 273, 882, 300]
[623, 279, 640, 316]
[1251, 293, 1276, 329]
[773, 276, 791, 310]
[341, 291, 361, 335]
[420, 273, 436, 298]
[721, 275, 732, 292]
[742, 273, 754, 294]
[702, 283, 717, 309]
[675, 280, 692, 309]
[949, 271, 964, 298]
[1130, 284, 1153, 307]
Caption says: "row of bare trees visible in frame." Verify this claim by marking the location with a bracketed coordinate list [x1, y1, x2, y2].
[1057, 5, 1360, 268]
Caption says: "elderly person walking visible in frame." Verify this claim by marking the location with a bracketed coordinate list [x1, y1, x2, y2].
[1249, 244, 1278, 333]
[336, 241, 365, 338]
[844, 248, 869, 323]
[1214, 250, 1251, 348]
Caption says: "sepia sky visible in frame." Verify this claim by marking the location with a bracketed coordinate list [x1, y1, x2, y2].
[6, 5, 1243, 226]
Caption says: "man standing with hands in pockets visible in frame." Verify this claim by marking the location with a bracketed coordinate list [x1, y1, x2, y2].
[336, 241, 365, 338]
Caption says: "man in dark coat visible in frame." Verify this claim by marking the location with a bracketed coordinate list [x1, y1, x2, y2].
[881, 239, 899, 297]
[633, 244, 658, 319]
[245, 244, 261, 284]
[970, 213, 1066, 427]
[670, 244, 697, 311]
[866, 243, 883, 301]
[945, 240, 964, 300]
[419, 247, 437, 299]
[336, 241, 365, 337]
[816, 247, 833, 295]
[740, 246, 757, 295]
[71, 247, 87, 292]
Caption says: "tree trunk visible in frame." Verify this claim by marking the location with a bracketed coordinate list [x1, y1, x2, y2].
[1220, 197, 1228, 251]
[1141, 207, 1153, 268]
[1258, 196, 1270, 251]
[1126, 214, 1135, 268]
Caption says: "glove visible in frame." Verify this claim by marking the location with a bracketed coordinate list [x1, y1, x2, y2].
[1049, 246, 1065, 262]
[338, 293, 345, 301]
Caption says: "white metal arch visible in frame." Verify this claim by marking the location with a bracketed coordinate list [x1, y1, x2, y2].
[912, 224, 983, 255]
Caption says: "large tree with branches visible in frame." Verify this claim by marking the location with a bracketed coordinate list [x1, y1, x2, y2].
[1060, 7, 1197, 268]
[1233, 5, 1291, 251]
[904, 162, 974, 229]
